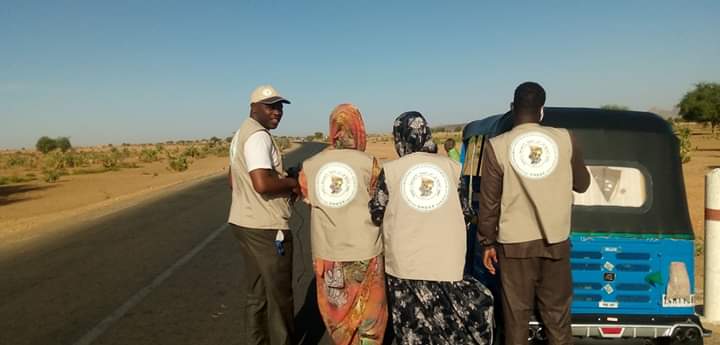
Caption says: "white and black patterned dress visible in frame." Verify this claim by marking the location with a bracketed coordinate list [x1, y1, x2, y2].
[386, 274, 493, 345]
[368, 111, 494, 345]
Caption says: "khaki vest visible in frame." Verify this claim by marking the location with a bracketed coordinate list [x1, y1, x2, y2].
[303, 149, 382, 261]
[490, 123, 573, 244]
[382, 152, 465, 282]
[228, 117, 291, 230]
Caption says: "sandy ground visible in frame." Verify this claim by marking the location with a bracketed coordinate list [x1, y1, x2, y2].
[0, 156, 229, 245]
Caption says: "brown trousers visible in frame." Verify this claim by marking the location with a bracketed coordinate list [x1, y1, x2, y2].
[498, 244, 573, 345]
[232, 225, 294, 345]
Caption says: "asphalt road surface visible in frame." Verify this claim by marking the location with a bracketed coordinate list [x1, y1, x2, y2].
[0, 142, 334, 345]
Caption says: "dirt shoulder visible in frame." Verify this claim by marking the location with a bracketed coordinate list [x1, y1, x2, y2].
[0, 156, 229, 245]
[0, 143, 302, 246]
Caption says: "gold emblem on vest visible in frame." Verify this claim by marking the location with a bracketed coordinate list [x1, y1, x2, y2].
[419, 177, 434, 197]
[529, 145, 543, 164]
[330, 176, 343, 194]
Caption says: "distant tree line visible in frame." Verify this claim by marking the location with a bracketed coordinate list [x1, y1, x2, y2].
[600, 104, 629, 111]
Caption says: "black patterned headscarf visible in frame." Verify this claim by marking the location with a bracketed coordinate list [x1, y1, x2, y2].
[392, 111, 438, 157]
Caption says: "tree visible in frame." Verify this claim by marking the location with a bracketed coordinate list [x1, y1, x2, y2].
[313, 132, 324, 140]
[55, 137, 72, 152]
[36, 136, 57, 154]
[678, 82, 720, 134]
[600, 104, 629, 111]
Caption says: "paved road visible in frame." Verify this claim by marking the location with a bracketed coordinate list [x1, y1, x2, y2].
[0, 142, 331, 345]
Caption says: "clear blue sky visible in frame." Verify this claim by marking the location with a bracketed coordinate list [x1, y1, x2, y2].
[1, 1, 719, 149]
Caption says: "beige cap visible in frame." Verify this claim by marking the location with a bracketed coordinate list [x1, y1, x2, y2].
[250, 85, 291, 105]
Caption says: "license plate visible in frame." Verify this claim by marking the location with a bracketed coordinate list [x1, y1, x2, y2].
[599, 301, 619, 308]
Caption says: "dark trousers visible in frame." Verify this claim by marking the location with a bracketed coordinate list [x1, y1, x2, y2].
[498, 246, 573, 345]
[232, 225, 294, 345]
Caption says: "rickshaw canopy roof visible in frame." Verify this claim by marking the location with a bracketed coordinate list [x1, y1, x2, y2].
[462, 107, 692, 237]
[462, 107, 673, 141]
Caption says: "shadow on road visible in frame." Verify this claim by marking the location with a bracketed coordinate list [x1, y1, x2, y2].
[294, 278, 326, 345]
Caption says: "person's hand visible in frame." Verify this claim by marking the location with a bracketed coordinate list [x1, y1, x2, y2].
[285, 166, 300, 179]
[483, 247, 498, 275]
[289, 185, 300, 204]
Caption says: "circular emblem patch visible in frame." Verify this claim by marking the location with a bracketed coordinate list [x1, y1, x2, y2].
[315, 162, 358, 208]
[509, 131, 559, 179]
[401, 163, 450, 212]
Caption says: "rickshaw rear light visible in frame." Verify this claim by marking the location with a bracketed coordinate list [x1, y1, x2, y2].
[599, 327, 624, 338]
[663, 261, 694, 307]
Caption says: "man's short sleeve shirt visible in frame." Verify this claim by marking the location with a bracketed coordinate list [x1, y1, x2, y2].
[241, 131, 280, 172]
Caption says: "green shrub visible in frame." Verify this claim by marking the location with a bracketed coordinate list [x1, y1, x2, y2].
[671, 121, 692, 163]
[5, 153, 34, 169]
[182, 145, 202, 159]
[139, 148, 160, 162]
[43, 151, 65, 170]
[100, 148, 123, 170]
[40, 151, 67, 183]
[43, 169, 62, 183]
[211, 144, 229, 157]
[61, 150, 90, 168]
[168, 155, 189, 172]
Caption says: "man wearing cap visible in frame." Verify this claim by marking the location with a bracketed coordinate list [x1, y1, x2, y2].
[478, 82, 590, 345]
[228, 85, 298, 345]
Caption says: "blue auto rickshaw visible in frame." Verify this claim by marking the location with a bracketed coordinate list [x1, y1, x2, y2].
[461, 108, 710, 344]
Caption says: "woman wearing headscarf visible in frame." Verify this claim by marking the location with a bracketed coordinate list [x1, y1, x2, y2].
[368, 111, 493, 345]
[298, 104, 387, 345]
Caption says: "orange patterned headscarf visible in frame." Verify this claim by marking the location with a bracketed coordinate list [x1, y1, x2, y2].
[329, 104, 367, 151]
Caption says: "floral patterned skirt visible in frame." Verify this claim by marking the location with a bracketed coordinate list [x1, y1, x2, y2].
[386, 274, 493, 345]
[314, 256, 388, 345]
